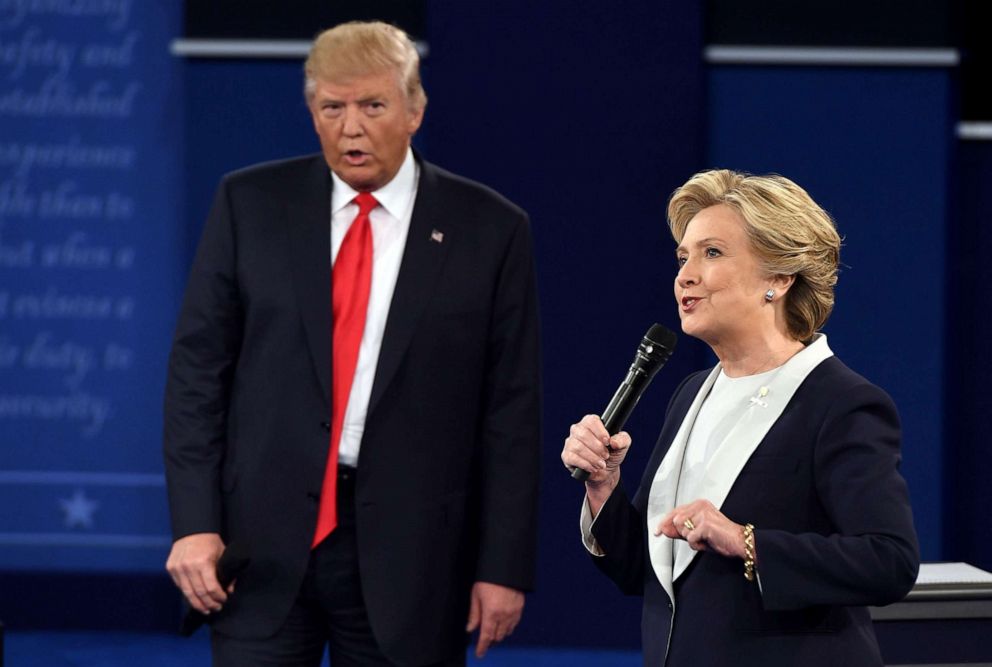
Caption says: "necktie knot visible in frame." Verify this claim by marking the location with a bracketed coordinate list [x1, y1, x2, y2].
[353, 192, 378, 217]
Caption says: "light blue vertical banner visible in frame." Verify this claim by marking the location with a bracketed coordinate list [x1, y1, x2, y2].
[0, 1, 183, 571]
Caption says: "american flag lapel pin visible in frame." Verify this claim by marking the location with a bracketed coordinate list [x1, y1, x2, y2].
[430, 229, 444, 243]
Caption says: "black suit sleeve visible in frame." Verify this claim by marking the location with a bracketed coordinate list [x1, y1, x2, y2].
[589, 479, 647, 595]
[753, 382, 920, 608]
[473, 212, 542, 590]
[163, 178, 243, 540]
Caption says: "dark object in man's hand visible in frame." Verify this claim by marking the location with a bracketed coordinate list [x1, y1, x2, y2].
[178, 545, 250, 637]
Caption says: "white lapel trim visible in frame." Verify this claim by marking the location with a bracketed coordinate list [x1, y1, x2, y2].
[645, 364, 721, 606]
[646, 335, 834, 600]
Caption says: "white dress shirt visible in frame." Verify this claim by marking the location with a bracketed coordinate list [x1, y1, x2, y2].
[330, 149, 419, 467]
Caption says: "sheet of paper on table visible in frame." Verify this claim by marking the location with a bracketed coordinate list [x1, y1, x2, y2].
[917, 562, 992, 587]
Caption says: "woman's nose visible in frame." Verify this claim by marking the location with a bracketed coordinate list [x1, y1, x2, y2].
[676, 262, 697, 287]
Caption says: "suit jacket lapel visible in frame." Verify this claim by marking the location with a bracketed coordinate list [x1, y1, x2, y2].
[644, 366, 721, 605]
[671, 337, 833, 580]
[286, 157, 333, 406]
[366, 160, 450, 419]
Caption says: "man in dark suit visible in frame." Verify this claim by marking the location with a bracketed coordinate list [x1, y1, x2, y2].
[163, 21, 541, 667]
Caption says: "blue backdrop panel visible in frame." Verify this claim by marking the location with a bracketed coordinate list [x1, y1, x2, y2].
[707, 65, 953, 559]
[945, 140, 992, 571]
[421, 1, 708, 647]
[0, 2, 184, 571]
[181, 59, 318, 257]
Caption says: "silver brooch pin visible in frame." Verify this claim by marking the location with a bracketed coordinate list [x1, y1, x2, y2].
[749, 386, 769, 408]
[430, 229, 444, 243]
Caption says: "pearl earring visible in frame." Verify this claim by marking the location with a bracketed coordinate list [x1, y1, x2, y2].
[764, 289, 775, 302]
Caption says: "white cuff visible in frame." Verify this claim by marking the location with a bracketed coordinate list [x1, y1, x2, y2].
[580, 495, 606, 557]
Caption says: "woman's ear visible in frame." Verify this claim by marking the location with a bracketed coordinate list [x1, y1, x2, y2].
[770, 273, 796, 296]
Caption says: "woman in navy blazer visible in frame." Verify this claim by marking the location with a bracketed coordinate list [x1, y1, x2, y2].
[562, 169, 918, 666]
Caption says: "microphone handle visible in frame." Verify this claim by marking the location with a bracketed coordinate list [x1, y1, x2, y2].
[571, 370, 648, 481]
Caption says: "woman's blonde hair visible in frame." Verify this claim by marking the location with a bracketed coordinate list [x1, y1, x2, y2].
[668, 169, 841, 342]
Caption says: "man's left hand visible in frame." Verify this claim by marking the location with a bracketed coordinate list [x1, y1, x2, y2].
[465, 581, 524, 658]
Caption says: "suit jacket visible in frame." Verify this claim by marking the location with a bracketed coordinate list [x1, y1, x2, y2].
[590, 354, 919, 667]
[164, 153, 541, 665]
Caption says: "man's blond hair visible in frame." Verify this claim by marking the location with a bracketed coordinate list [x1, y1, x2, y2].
[304, 21, 427, 112]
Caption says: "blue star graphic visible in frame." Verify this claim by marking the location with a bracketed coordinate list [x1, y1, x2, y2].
[60, 489, 100, 528]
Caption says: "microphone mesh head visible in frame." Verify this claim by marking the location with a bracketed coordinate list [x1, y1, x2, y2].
[645, 323, 677, 353]
[634, 323, 677, 378]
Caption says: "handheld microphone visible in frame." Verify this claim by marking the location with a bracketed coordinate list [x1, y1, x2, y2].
[571, 323, 677, 481]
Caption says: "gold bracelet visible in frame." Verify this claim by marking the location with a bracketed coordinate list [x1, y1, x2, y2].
[743, 523, 756, 581]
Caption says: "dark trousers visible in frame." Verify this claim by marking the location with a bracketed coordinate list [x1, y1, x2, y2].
[212, 468, 465, 667]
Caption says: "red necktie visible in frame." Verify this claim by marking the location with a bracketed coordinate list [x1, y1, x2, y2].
[313, 192, 377, 547]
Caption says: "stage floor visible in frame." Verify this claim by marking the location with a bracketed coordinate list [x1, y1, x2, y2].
[3, 631, 641, 666]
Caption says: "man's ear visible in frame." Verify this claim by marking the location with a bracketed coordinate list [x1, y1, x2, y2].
[406, 104, 425, 136]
